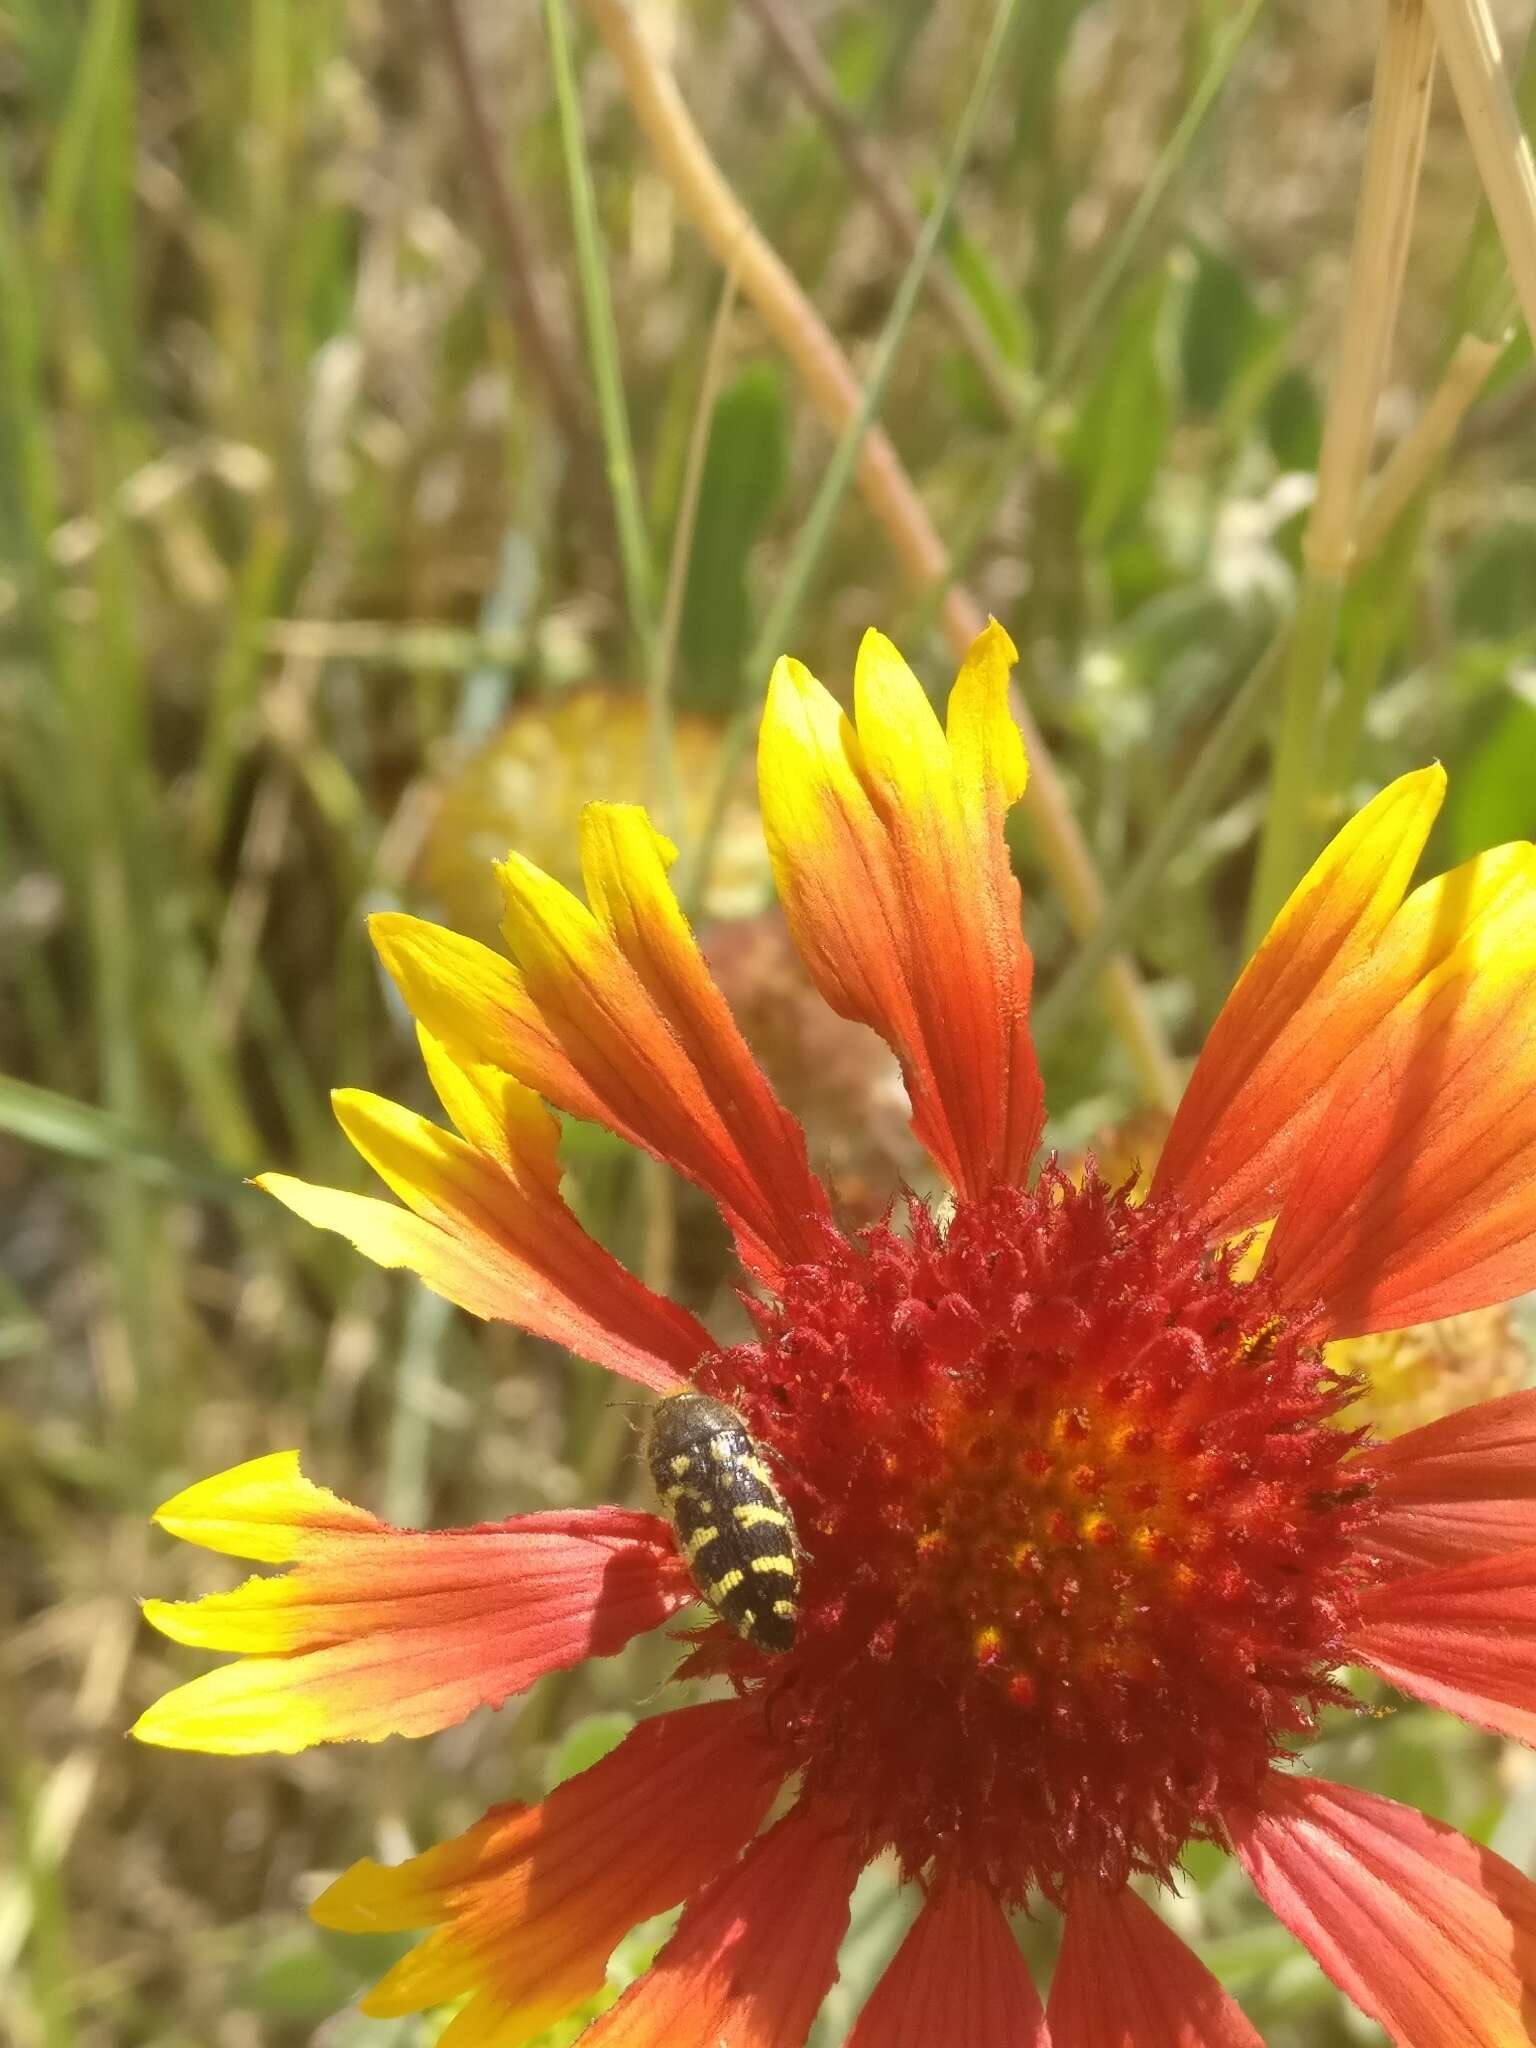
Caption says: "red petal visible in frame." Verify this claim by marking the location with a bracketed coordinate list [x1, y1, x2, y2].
[1048, 1884, 1262, 2046]
[1359, 1390, 1536, 1571]
[1231, 1774, 1536, 2045]
[1350, 1546, 1536, 1743]
[313, 1701, 784, 2039]
[579, 1808, 860, 2048]
[847, 1875, 1047, 2047]
[135, 1455, 691, 1752]
[1260, 886, 1536, 1334]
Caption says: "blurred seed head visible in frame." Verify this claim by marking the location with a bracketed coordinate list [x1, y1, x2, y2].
[417, 687, 771, 940]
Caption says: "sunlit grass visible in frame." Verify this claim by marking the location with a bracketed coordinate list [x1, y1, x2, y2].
[5, 3, 1536, 2043]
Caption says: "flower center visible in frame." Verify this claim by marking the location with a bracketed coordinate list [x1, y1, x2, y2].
[688, 1167, 1375, 1903]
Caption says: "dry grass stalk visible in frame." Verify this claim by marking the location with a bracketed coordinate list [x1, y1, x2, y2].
[1427, 0, 1536, 346]
[578, 0, 1181, 1110]
[1306, 0, 1438, 580]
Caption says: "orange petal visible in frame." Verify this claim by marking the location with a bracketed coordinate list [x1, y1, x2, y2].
[133, 1454, 690, 1753]
[373, 820, 832, 1282]
[580, 1809, 860, 2048]
[551, 803, 831, 1271]
[758, 623, 1042, 1199]
[1350, 1547, 1536, 1744]
[1260, 885, 1536, 1335]
[259, 1069, 708, 1394]
[1231, 1775, 1536, 2046]
[313, 1701, 784, 2040]
[1156, 767, 1481, 1234]
[847, 1875, 1046, 2047]
[1358, 1390, 1536, 1572]
[1050, 1883, 1263, 2046]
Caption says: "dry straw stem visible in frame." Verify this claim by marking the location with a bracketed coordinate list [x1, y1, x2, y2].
[1247, 0, 1434, 944]
[1355, 329, 1503, 558]
[430, 0, 588, 441]
[1305, 0, 1438, 582]
[1427, 0, 1536, 348]
[579, 0, 1180, 1112]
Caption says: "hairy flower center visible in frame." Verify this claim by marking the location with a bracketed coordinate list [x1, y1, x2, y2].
[687, 1168, 1374, 1902]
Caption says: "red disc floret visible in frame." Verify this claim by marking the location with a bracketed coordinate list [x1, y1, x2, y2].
[691, 1164, 1375, 1903]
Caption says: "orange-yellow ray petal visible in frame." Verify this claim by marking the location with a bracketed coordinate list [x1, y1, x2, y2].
[260, 1082, 707, 1393]
[493, 821, 828, 1280]
[1262, 896, 1536, 1335]
[579, 1809, 860, 2048]
[135, 1454, 690, 1753]
[1154, 766, 1449, 1232]
[369, 912, 604, 1123]
[758, 622, 1042, 1198]
[372, 871, 829, 1283]
[313, 1701, 784, 2039]
[577, 803, 832, 1264]
[1232, 1775, 1536, 2047]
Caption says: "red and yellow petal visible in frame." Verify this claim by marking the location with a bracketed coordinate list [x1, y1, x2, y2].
[132, 1453, 691, 1753]
[578, 1808, 861, 2048]
[370, 809, 830, 1282]
[758, 622, 1043, 1200]
[313, 1701, 784, 2040]
[496, 805, 833, 1277]
[846, 1875, 1046, 2047]
[1232, 1775, 1536, 2047]
[1261, 881, 1536, 1336]
[1349, 1546, 1536, 1743]
[1157, 771, 1534, 1237]
[1049, 1883, 1262, 2046]
[1356, 1390, 1536, 1572]
[259, 1061, 708, 1394]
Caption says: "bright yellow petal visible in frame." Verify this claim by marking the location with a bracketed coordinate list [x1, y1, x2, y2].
[257, 1171, 530, 1328]
[369, 912, 603, 1125]
[150, 1450, 378, 1563]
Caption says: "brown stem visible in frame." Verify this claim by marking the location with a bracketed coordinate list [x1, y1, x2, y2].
[579, 0, 1180, 1111]
[430, 0, 589, 442]
[739, 0, 1028, 426]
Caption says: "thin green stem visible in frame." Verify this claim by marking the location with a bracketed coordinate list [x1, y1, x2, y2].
[653, 273, 739, 836]
[898, 0, 1267, 643]
[676, 0, 1025, 911]
[1241, 573, 1345, 952]
[1032, 634, 1284, 1055]
[545, 0, 659, 667]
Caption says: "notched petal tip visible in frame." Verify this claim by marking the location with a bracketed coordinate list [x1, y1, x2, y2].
[149, 1449, 368, 1560]
[579, 798, 679, 872]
